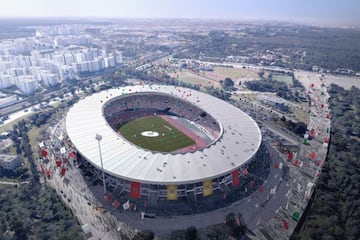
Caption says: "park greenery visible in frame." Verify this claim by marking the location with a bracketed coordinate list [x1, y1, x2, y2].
[292, 84, 360, 240]
[1, 73, 358, 239]
[220, 77, 235, 91]
[174, 25, 360, 73]
[0, 185, 84, 240]
[0, 18, 359, 240]
[275, 116, 307, 137]
[1, 112, 84, 239]
[244, 78, 303, 102]
[158, 212, 247, 240]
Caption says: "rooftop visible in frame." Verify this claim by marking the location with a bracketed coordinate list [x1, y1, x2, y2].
[66, 85, 261, 184]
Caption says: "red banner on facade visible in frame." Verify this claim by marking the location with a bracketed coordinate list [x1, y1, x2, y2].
[317, 160, 323, 167]
[130, 182, 141, 199]
[56, 160, 62, 167]
[232, 170, 240, 187]
[41, 149, 48, 158]
[283, 220, 289, 230]
[274, 162, 280, 169]
[310, 129, 315, 137]
[249, 180, 254, 188]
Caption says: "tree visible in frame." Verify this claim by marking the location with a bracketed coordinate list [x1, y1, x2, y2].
[224, 212, 246, 239]
[293, 84, 360, 240]
[185, 226, 198, 240]
[258, 69, 265, 78]
[70, 87, 77, 95]
[132, 230, 155, 240]
[223, 77, 234, 89]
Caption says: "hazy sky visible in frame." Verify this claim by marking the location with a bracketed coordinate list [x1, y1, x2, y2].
[0, 0, 359, 25]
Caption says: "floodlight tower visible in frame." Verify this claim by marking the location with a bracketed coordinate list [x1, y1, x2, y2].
[95, 133, 107, 195]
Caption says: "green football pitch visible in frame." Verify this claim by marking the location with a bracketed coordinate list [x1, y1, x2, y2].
[118, 115, 195, 152]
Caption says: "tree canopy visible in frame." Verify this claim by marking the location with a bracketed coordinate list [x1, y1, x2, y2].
[293, 84, 360, 240]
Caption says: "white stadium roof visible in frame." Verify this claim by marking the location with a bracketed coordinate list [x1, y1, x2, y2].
[66, 85, 261, 184]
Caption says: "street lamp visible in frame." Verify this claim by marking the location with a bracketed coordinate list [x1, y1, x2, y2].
[95, 134, 107, 195]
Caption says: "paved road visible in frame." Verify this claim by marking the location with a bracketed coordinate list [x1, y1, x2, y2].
[42, 115, 292, 238]
[264, 123, 300, 145]
[88, 144, 290, 236]
[0, 180, 29, 186]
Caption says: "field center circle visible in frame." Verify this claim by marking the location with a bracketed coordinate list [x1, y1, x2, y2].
[141, 131, 160, 137]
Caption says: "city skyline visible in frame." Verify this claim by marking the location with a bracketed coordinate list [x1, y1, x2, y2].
[0, 0, 359, 26]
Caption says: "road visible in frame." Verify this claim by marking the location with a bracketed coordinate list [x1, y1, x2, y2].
[0, 99, 61, 130]
[263, 123, 300, 145]
[85, 143, 290, 236]
[35, 61, 332, 239]
[0, 180, 29, 186]
[41, 110, 294, 238]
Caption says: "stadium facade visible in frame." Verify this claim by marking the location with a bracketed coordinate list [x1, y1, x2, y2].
[65, 85, 262, 202]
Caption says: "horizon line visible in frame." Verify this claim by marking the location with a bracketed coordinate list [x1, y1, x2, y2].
[0, 16, 358, 28]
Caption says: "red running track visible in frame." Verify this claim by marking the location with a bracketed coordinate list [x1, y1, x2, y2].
[160, 115, 209, 153]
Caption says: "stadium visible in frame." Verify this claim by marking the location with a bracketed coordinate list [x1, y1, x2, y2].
[65, 84, 266, 213]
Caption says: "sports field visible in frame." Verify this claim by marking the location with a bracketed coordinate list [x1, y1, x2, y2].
[204, 66, 260, 81]
[272, 74, 293, 86]
[118, 115, 195, 152]
[168, 71, 218, 88]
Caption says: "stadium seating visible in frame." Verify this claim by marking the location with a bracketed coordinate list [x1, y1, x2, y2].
[103, 93, 221, 140]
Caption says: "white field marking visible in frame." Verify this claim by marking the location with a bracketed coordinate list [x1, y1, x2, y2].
[141, 131, 160, 137]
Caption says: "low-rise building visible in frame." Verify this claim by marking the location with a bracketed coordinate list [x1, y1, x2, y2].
[0, 154, 21, 171]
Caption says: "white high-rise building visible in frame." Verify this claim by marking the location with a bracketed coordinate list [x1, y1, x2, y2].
[115, 51, 122, 65]
[64, 54, 74, 65]
[53, 54, 65, 65]
[0, 61, 13, 72]
[75, 53, 85, 63]
[0, 74, 15, 88]
[15, 76, 38, 95]
[7, 68, 27, 77]
[15, 56, 33, 68]
[75, 62, 89, 73]
[105, 55, 115, 68]
[42, 73, 60, 87]
[15, 38, 35, 53]
[59, 66, 77, 80]
[38, 59, 59, 74]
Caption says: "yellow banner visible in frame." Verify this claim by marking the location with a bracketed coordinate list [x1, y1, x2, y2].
[167, 185, 177, 200]
[203, 179, 213, 197]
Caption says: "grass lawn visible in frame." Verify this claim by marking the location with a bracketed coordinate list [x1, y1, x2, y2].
[119, 115, 195, 152]
[169, 71, 217, 88]
[272, 74, 293, 86]
[232, 92, 258, 102]
[0, 114, 32, 133]
[206, 66, 260, 81]
[28, 126, 41, 158]
[291, 105, 309, 123]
